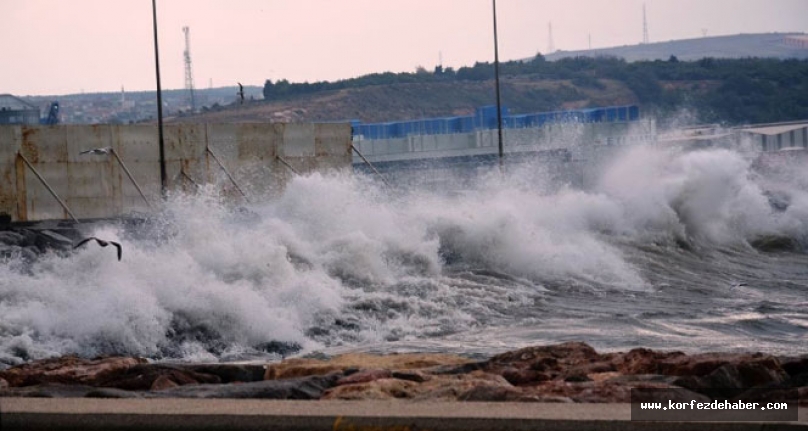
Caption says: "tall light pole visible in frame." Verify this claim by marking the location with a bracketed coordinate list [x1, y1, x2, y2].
[152, 0, 167, 197]
[492, 0, 504, 170]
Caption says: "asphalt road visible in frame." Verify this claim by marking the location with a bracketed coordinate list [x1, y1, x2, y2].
[1, 398, 806, 431]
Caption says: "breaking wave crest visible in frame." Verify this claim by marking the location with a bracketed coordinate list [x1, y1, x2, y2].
[1, 145, 807, 366]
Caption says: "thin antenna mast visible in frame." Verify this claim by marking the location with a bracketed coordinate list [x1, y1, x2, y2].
[183, 26, 196, 112]
[548, 22, 555, 53]
[642, 3, 649, 44]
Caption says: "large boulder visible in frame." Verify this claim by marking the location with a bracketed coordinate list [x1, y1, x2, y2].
[265, 352, 473, 380]
[0, 356, 146, 387]
[152, 374, 339, 399]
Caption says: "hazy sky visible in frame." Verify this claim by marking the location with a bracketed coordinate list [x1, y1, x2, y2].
[3, 0, 806, 96]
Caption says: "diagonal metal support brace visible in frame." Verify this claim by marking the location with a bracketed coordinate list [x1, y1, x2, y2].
[351, 144, 390, 188]
[17, 152, 79, 223]
[206, 146, 250, 202]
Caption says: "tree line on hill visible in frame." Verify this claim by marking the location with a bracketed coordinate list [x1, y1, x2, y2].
[263, 55, 808, 125]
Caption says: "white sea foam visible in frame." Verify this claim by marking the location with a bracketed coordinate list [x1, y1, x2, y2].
[1, 144, 807, 365]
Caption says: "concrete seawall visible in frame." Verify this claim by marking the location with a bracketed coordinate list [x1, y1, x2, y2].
[0, 123, 352, 222]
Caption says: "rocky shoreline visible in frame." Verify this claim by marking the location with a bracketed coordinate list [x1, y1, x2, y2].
[1, 342, 805, 404]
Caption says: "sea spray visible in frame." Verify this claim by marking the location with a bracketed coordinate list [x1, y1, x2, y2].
[1, 145, 807, 366]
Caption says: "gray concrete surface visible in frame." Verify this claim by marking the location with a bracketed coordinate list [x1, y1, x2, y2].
[1, 398, 805, 431]
[0, 123, 352, 222]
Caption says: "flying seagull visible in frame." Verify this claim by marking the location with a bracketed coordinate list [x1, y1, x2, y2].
[73, 237, 122, 261]
[80, 147, 111, 155]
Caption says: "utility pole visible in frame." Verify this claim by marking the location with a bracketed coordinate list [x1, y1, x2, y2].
[152, 0, 167, 197]
[492, 0, 504, 171]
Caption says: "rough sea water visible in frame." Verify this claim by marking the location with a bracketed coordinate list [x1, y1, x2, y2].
[1, 141, 807, 368]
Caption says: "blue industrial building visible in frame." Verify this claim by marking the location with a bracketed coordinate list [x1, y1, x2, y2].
[352, 105, 640, 140]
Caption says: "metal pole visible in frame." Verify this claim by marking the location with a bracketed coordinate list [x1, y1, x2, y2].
[493, 0, 505, 171]
[152, 0, 167, 197]
[17, 153, 79, 223]
[110, 149, 153, 209]
[276, 155, 301, 176]
[206, 146, 251, 202]
[351, 145, 391, 188]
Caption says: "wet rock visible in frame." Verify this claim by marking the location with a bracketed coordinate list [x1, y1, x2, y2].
[0, 383, 96, 398]
[0, 356, 146, 387]
[150, 375, 180, 391]
[265, 352, 473, 380]
[428, 361, 486, 375]
[778, 355, 808, 377]
[322, 378, 418, 400]
[526, 380, 704, 404]
[336, 369, 392, 386]
[18, 229, 38, 247]
[487, 342, 601, 370]
[656, 352, 786, 381]
[457, 384, 527, 402]
[500, 368, 551, 386]
[184, 364, 266, 383]
[413, 372, 515, 401]
[750, 235, 800, 252]
[484, 342, 607, 385]
[153, 374, 338, 399]
[610, 347, 685, 375]
[255, 341, 302, 357]
[35, 230, 74, 251]
[96, 364, 221, 391]
[0, 231, 24, 246]
[323, 372, 513, 401]
[391, 370, 429, 383]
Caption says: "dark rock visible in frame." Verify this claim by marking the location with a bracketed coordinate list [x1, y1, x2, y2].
[0, 213, 11, 226]
[610, 348, 686, 375]
[255, 341, 302, 357]
[750, 235, 799, 252]
[501, 368, 551, 386]
[96, 364, 221, 391]
[606, 374, 680, 385]
[152, 374, 339, 399]
[457, 384, 526, 402]
[0, 383, 96, 398]
[0, 356, 146, 387]
[778, 355, 808, 377]
[428, 361, 486, 375]
[391, 370, 429, 383]
[564, 373, 592, 383]
[530, 357, 558, 371]
[703, 362, 788, 389]
[487, 342, 600, 368]
[184, 364, 266, 383]
[35, 230, 73, 251]
[0, 231, 23, 246]
[18, 229, 38, 247]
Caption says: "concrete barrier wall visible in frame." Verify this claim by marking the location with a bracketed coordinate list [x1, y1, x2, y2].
[352, 120, 657, 164]
[0, 123, 352, 222]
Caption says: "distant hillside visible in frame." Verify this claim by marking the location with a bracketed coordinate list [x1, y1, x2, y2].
[176, 53, 808, 127]
[171, 78, 636, 124]
[28, 33, 808, 127]
[544, 33, 808, 62]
